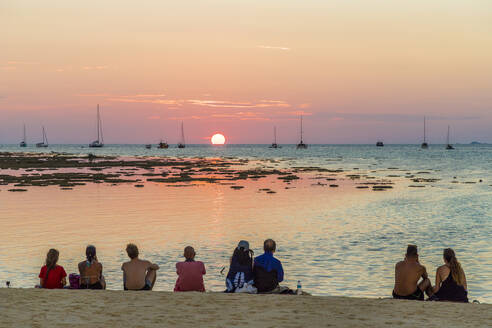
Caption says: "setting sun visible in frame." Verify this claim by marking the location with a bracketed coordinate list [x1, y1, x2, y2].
[211, 133, 226, 145]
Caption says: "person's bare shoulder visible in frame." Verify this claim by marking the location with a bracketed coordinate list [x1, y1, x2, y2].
[437, 265, 448, 274]
[395, 260, 404, 268]
[121, 261, 129, 271]
[140, 259, 153, 267]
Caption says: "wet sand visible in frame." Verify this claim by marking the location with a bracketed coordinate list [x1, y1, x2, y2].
[1, 289, 490, 328]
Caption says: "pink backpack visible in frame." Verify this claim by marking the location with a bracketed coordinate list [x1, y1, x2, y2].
[69, 273, 80, 289]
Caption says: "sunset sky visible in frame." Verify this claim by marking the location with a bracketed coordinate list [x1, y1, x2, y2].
[1, 1, 491, 144]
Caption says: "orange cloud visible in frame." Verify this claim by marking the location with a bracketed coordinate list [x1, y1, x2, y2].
[257, 45, 291, 51]
[7, 61, 38, 65]
[82, 65, 108, 70]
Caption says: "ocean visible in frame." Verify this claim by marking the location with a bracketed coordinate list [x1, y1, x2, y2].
[0, 144, 490, 302]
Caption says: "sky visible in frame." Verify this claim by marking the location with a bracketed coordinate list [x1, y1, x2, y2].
[1, 0, 491, 144]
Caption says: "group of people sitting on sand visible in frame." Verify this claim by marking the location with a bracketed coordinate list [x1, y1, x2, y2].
[393, 245, 468, 302]
[37, 241, 469, 302]
[38, 239, 294, 294]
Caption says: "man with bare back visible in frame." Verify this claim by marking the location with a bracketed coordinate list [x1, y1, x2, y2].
[393, 244, 432, 300]
[122, 243, 159, 290]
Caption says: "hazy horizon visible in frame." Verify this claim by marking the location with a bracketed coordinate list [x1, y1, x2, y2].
[2, 1, 491, 144]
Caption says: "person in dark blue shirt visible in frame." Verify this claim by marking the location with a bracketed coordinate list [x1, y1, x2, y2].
[253, 239, 285, 292]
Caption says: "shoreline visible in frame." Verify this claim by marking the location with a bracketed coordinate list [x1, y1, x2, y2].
[1, 288, 490, 327]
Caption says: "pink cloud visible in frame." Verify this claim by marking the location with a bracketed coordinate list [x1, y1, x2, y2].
[107, 97, 181, 105]
[288, 110, 313, 116]
[188, 99, 290, 108]
[168, 115, 202, 120]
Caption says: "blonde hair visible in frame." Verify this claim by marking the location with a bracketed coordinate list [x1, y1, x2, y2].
[444, 248, 465, 286]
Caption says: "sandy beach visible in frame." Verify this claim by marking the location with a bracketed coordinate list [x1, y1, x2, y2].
[1, 289, 490, 328]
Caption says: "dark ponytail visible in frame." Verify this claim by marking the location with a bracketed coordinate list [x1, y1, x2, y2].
[444, 248, 465, 286]
[45, 249, 59, 270]
[43, 249, 59, 287]
[232, 247, 254, 266]
[86, 245, 96, 264]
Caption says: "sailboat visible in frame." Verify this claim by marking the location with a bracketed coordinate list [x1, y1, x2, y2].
[269, 126, 280, 149]
[376, 141, 384, 147]
[158, 140, 169, 149]
[446, 125, 455, 150]
[421, 116, 429, 149]
[89, 104, 104, 148]
[296, 116, 308, 149]
[20, 124, 27, 147]
[36, 126, 48, 148]
[177, 122, 185, 148]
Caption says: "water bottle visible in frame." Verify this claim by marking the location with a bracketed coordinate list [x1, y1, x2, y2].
[296, 280, 302, 295]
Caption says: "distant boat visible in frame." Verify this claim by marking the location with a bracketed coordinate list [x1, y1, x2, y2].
[145, 144, 152, 149]
[269, 126, 280, 149]
[177, 121, 186, 148]
[89, 104, 104, 148]
[296, 116, 308, 149]
[376, 141, 384, 147]
[158, 141, 169, 149]
[446, 125, 454, 150]
[36, 126, 48, 148]
[20, 124, 27, 147]
[421, 116, 429, 149]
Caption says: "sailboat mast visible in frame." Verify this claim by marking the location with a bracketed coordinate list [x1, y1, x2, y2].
[99, 105, 104, 144]
[274, 126, 277, 144]
[181, 122, 185, 145]
[447, 125, 450, 145]
[23, 124, 26, 142]
[423, 116, 426, 143]
[300, 116, 304, 143]
[96, 104, 100, 143]
[43, 126, 48, 144]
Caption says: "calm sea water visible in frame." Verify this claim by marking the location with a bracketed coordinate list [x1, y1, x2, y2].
[0, 144, 491, 302]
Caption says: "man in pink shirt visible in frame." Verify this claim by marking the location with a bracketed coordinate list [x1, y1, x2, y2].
[174, 246, 206, 292]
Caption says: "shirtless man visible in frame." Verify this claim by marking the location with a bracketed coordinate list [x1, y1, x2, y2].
[121, 243, 159, 290]
[393, 245, 432, 300]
